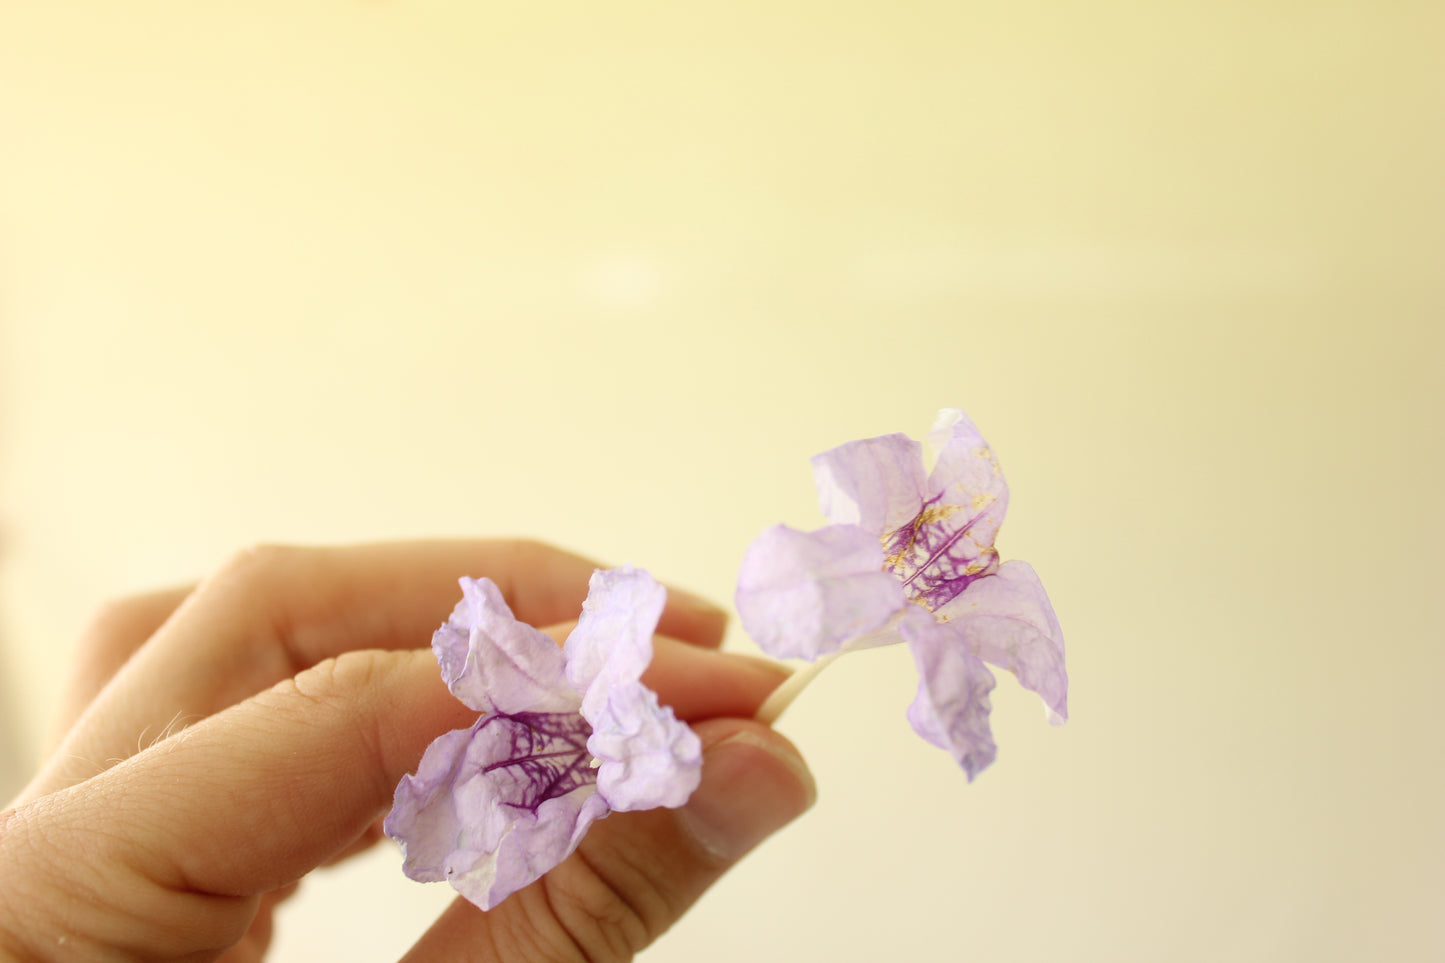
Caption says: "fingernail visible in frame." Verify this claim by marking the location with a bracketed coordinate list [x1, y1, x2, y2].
[678, 730, 816, 863]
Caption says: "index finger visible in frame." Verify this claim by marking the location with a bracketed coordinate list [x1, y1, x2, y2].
[178, 539, 726, 672]
[24, 539, 728, 801]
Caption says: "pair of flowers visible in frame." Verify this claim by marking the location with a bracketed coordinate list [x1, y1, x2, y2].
[386, 409, 1068, 910]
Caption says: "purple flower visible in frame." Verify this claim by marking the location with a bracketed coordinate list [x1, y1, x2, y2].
[385, 566, 702, 910]
[737, 409, 1067, 781]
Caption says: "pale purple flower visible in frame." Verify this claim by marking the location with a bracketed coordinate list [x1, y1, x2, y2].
[737, 409, 1067, 780]
[385, 566, 702, 910]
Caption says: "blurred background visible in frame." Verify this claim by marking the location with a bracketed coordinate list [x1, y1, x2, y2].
[1, 2, 1440, 960]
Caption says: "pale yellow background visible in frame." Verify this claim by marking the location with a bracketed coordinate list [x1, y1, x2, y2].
[1, 2, 1441, 961]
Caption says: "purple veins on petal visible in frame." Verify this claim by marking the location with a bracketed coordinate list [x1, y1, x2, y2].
[735, 407, 1067, 780]
[477, 712, 598, 812]
[935, 560, 1069, 724]
[876, 409, 1011, 612]
[384, 710, 608, 910]
[883, 491, 1002, 612]
[389, 566, 703, 910]
[387, 711, 599, 857]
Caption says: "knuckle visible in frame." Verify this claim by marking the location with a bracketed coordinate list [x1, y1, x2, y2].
[76, 585, 188, 653]
[76, 595, 159, 657]
[214, 542, 306, 591]
[82, 595, 149, 636]
[285, 651, 383, 708]
[207, 543, 319, 670]
[508, 538, 557, 570]
[270, 652, 396, 798]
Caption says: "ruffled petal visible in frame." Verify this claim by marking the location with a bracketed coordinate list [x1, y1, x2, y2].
[566, 567, 702, 810]
[811, 432, 928, 533]
[936, 561, 1068, 724]
[436, 577, 576, 715]
[383, 712, 609, 910]
[392, 567, 706, 909]
[384, 726, 478, 884]
[588, 682, 702, 810]
[473, 787, 610, 910]
[736, 524, 907, 661]
[923, 408, 1010, 558]
[901, 608, 999, 781]
[563, 566, 663, 703]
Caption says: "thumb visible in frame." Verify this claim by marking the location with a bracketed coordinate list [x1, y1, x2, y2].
[404, 719, 815, 962]
[0, 649, 472, 959]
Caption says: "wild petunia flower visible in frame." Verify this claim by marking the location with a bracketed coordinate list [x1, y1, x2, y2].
[737, 409, 1067, 781]
[385, 566, 702, 910]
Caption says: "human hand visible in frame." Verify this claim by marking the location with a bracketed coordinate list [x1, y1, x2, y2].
[0, 541, 814, 961]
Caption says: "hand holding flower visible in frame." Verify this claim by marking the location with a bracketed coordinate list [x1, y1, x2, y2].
[0, 541, 814, 962]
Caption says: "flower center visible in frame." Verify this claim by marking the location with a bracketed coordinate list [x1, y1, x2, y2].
[476, 711, 597, 814]
[883, 493, 1000, 611]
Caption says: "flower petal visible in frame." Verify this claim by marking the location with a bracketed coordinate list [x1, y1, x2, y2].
[383, 712, 609, 910]
[811, 432, 928, 533]
[936, 561, 1068, 724]
[588, 682, 702, 810]
[384, 726, 478, 884]
[923, 408, 1010, 559]
[435, 577, 576, 715]
[736, 524, 907, 661]
[563, 566, 664, 701]
[475, 786, 610, 910]
[869, 410, 1013, 613]
[565, 567, 702, 810]
[901, 608, 999, 781]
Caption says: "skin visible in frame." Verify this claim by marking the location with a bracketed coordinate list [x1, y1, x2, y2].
[0, 540, 815, 962]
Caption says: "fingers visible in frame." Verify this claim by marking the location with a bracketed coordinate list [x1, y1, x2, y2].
[1, 603, 789, 960]
[244, 636, 786, 877]
[25, 540, 729, 800]
[49, 585, 194, 749]
[652, 586, 730, 651]
[646, 638, 789, 721]
[403, 720, 815, 963]
[1, 635, 786, 960]
[229, 634, 788, 880]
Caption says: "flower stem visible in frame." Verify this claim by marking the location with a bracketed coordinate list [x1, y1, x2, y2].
[755, 653, 840, 725]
